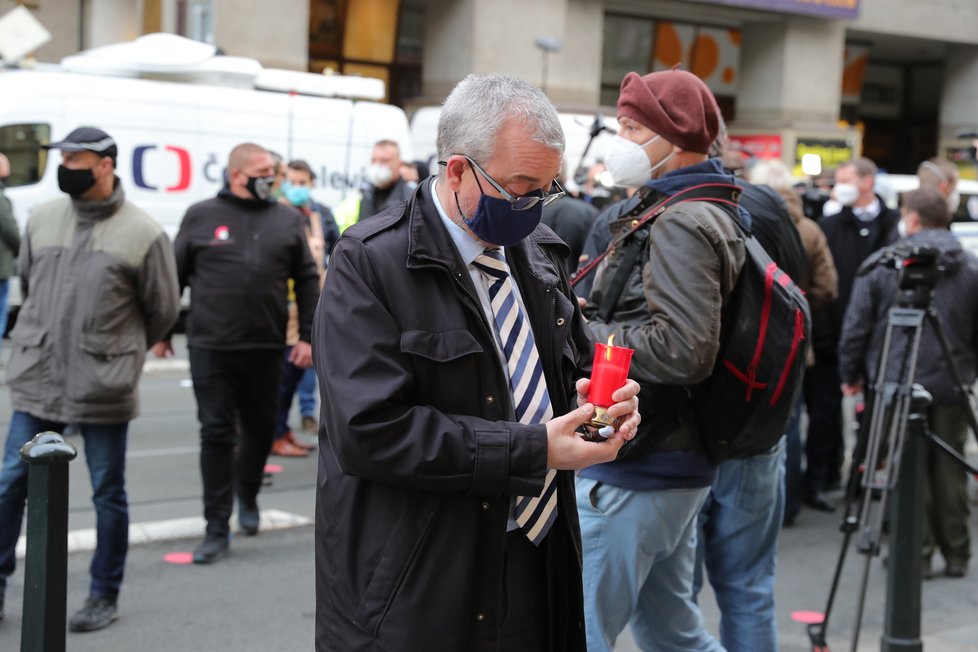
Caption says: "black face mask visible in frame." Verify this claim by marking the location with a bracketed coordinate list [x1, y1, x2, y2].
[58, 165, 97, 198]
[245, 175, 276, 202]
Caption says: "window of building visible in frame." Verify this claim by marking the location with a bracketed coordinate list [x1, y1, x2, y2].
[308, 0, 423, 107]
[0, 123, 51, 188]
[601, 13, 740, 119]
[176, 0, 215, 44]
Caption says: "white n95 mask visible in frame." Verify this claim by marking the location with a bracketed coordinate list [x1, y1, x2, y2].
[604, 135, 673, 188]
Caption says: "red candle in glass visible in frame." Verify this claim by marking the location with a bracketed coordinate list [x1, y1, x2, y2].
[587, 336, 634, 430]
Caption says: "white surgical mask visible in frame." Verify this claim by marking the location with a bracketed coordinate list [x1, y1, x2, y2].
[897, 219, 908, 238]
[947, 189, 961, 214]
[604, 135, 674, 187]
[833, 183, 860, 207]
[367, 163, 394, 188]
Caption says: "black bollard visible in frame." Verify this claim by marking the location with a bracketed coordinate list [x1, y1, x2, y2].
[19, 432, 77, 652]
[881, 387, 930, 652]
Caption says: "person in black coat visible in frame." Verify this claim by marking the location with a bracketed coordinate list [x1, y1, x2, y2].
[313, 74, 641, 652]
[159, 143, 321, 563]
[805, 157, 900, 510]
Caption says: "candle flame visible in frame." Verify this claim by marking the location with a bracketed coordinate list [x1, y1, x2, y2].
[606, 334, 615, 360]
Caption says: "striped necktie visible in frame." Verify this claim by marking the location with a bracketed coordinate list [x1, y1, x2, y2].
[472, 249, 557, 545]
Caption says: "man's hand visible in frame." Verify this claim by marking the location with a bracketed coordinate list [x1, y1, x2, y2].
[841, 380, 864, 396]
[546, 403, 627, 470]
[289, 341, 313, 369]
[575, 377, 641, 439]
[151, 341, 174, 358]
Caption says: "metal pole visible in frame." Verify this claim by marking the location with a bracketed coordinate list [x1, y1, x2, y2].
[881, 390, 928, 652]
[19, 432, 77, 652]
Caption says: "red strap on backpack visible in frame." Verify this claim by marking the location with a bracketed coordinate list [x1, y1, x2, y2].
[570, 183, 742, 289]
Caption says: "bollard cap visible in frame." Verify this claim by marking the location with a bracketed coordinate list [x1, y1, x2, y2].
[19, 432, 78, 465]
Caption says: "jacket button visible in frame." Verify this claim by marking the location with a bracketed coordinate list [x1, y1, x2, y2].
[556, 317, 566, 326]
[486, 395, 495, 405]
[476, 613, 485, 622]
[481, 501, 490, 511]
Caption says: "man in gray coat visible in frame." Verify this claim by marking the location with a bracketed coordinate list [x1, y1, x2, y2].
[0, 127, 180, 631]
[839, 187, 978, 579]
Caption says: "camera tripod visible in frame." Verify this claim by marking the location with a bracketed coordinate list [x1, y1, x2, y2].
[808, 254, 978, 652]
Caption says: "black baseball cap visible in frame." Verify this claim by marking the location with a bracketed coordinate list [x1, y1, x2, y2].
[43, 127, 118, 163]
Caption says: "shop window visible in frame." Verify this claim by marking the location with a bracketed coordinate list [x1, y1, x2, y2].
[601, 13, 740, 115]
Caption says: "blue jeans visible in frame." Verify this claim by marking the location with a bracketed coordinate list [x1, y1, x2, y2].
[693, 439, 785, 652]
[576, 478, 722, 652]
[298, 367, 317, 418]
[0, 411, 129, 598]
[784, 401, 803, 524]
[0, 278, 9, 346]
[276, 347, 306, 440]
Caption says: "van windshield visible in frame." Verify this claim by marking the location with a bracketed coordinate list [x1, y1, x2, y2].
[0, 123, 51, 188]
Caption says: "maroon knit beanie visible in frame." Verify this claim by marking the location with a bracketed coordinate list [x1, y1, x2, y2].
[616, 70, 720, 154]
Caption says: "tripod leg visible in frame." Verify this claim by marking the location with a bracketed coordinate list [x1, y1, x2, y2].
[848, 308, 925, 650]
[849, 553, 874, 652]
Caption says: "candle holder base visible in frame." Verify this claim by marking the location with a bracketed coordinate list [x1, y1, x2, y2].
[586, 406, 617, 431]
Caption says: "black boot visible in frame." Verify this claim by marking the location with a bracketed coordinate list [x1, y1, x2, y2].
[69, 595, 119, 632]
[193, 533, 230, 564]
[238, 495, 260, 536]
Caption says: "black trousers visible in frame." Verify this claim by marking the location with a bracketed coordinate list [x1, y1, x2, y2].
[500, 531, 548, 652]
[189, 347, 283, 536]
[803, 356, 844, 495]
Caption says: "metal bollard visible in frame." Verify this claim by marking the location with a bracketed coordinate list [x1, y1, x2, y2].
[881, 387, 929, 652]
[19, 432, 77, 652]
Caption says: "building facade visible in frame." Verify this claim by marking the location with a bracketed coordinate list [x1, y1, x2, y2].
[3, 0, 977, 174]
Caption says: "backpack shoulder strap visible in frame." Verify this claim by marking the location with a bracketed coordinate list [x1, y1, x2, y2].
[572, 183, 742, 288]
[580, 184, 743, 320]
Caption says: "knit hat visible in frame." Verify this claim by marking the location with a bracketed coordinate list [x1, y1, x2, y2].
[616, 70, 720, 154]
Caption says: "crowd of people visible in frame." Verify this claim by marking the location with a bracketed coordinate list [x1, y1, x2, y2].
[0, 65, 974, 652]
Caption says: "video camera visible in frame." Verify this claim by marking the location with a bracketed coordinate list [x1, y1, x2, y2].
[860, 244, 942, 308]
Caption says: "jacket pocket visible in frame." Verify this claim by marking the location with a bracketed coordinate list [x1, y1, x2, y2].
[353, 503, 435, 636]
[400, 329, 483, 362]
[400, 330, 486, 411]
[5, 328, 46, 390]
[68, 333, 142, 403]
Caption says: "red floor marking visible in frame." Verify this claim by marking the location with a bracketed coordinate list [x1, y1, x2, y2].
[791, 610, 825, 624]
[264, 464, 284, 474]
[163, 552, 194, 565]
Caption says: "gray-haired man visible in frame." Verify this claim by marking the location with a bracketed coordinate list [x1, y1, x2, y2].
[313, 74, 641, 651]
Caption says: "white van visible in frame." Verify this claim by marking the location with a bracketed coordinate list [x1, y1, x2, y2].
[0, 34, 412, 306]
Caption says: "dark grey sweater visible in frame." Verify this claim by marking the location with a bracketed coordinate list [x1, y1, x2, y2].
[838, 228, 978, 404]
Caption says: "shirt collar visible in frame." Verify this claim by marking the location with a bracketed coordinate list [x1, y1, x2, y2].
[853, 197, 880, 221]
[431, 178, 502, 265]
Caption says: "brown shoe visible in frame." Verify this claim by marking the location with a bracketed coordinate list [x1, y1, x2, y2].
[286, 430, 316, 451]
[270, 437, 309, 457]
[301, 415, 318, 432]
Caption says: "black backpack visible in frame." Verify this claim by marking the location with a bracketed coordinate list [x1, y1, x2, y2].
[574, 183, 811, 463]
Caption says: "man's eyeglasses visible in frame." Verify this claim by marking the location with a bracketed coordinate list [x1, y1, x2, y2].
[439, 155, 564, 210]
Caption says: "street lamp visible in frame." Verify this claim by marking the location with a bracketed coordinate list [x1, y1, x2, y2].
[534, 36, 561, 95]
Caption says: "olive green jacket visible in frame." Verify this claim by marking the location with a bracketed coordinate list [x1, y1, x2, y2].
[7, 181, 180, 423]
[0, 184, 19, 280]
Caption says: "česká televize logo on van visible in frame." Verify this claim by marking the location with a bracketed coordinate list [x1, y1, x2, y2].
[132, 144, 193, 192]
